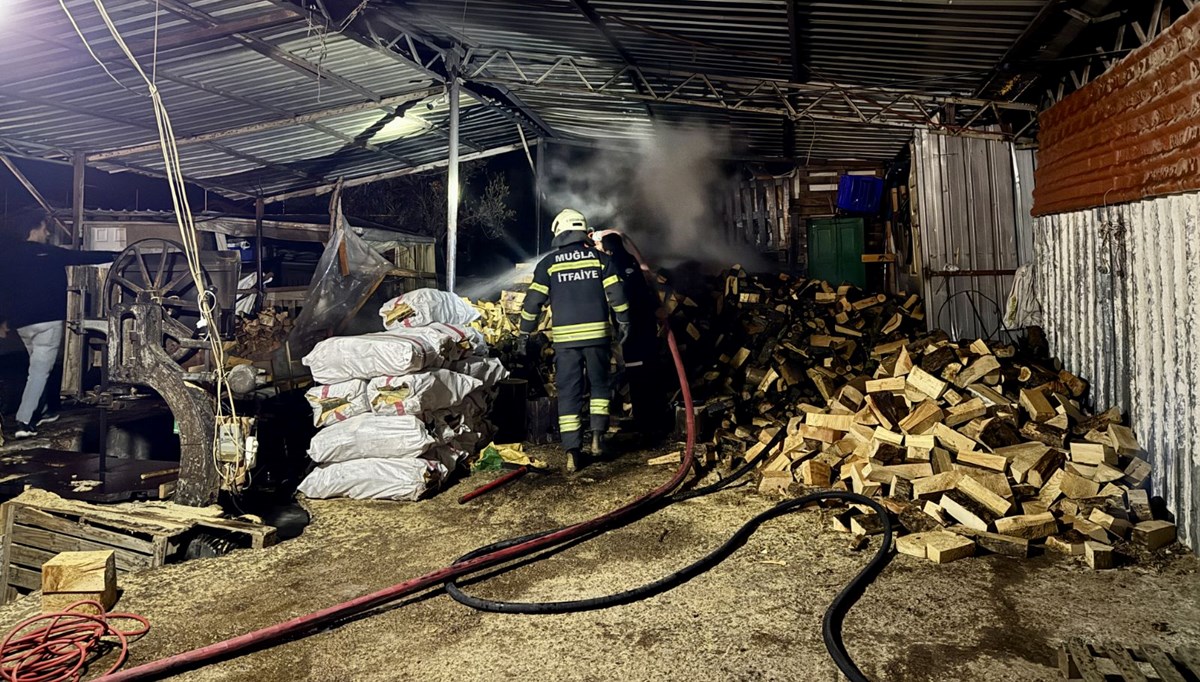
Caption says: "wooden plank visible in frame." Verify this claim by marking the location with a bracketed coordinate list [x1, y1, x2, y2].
[1142, 646, 1187, 682]
[1066, 640, 1105, 682]
[7, 544, 56, 571]
[13, 507, 158, 555]
[0, 504, 15, 604]
[9, 527, 153, 571]
[1104, 646, 1149, 682]
[8, 566, 40, 592]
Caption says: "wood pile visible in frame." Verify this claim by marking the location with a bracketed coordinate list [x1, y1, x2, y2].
[689, 270, 1176, 568]
[680, 266, 926, 441]
[226, 309, 294, 360]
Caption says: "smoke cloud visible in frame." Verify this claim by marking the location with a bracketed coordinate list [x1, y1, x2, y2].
[540, 125, 764, 268]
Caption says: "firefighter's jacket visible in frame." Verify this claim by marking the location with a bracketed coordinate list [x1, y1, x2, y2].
[519, 231, 630, 348]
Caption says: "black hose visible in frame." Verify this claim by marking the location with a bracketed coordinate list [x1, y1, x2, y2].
[445, 428, 892, 682]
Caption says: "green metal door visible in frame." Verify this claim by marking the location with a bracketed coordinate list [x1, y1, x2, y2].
[807, 218, 866, 287]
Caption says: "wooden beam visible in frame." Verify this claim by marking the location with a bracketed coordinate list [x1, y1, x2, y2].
[0, 154, 72, 238]
[71, 153, 85, 249]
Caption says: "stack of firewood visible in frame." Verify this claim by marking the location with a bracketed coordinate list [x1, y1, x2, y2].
[678, 271, 1175, 568]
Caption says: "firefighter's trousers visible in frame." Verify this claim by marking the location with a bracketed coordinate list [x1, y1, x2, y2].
[555, 344, 611, 452]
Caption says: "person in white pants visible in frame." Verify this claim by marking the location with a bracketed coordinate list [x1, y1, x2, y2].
[14, 322, 64, 434]
[0, 209, 113, 438]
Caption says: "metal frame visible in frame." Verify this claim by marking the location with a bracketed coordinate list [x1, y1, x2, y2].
[1043, 0, 1195, 105]
[459, 48, 1040, 141]
[1, 1, 515, 198]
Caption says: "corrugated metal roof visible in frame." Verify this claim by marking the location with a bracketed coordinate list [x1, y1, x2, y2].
[0, 0, 523, 199]
[0, 0, 1069, 198]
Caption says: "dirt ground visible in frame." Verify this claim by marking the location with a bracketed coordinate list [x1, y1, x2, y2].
[0, 446, 1197, 682]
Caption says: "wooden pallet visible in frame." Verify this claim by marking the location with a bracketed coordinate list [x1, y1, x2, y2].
[0, 492, 276, 603]
[1059, 639, 1200, 682]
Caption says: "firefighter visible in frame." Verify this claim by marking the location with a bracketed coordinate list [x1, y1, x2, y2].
[595, 231, 669, 435]
[518, 209, 630, 472]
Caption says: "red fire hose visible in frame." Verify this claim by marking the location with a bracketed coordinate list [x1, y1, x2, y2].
[102, 271, 697, 681]
[457, 466, 530, 504]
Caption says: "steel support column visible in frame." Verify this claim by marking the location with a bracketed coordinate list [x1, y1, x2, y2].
[255, 196, 266, 312]
[446, 67, 461, 293]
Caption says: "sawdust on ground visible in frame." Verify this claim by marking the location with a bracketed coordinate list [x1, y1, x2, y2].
[0, 445, 1197, 682]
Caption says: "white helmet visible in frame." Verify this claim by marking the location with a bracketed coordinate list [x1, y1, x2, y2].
[551, 208, 588, 236]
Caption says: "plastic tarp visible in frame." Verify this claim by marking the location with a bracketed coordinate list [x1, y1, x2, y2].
[282, 210, 394, 362]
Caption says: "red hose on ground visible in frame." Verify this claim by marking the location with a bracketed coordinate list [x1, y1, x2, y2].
[457, 466, 529, 504]
[102, 261, 696, 681]
[0, 601, 149, 682]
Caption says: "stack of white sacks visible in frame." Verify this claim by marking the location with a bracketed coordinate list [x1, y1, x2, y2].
[297, 289, 508, 501]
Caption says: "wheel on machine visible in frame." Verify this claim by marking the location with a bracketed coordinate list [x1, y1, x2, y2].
[103, 238, 218, 363]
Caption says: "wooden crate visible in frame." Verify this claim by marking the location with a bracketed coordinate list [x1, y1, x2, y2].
[1059, 639, 1200, 681]
[0, 494, 276, 604]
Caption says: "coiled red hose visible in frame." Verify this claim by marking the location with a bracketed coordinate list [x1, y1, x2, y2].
[101, 312, 697, 681]
[1, 601, 149, 682]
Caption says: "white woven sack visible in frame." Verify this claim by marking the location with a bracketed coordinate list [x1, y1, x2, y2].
[302, 331, 452, 384]
[307, 414, 436, 464]
[304, 380, 370, 428]
[379, 288, 481, 329]
[298, 458, 448, 501]
[368, 369, 483, 417]
[451, 357, 510, 390]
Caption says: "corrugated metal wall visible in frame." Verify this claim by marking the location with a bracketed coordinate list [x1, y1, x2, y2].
[1035, 192, 1200, 550]
[910, 130, 1034, 340]
[1034, 5, 1200, 216]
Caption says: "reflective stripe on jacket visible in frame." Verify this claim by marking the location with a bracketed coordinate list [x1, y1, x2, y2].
[519, 232, 630, 348]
